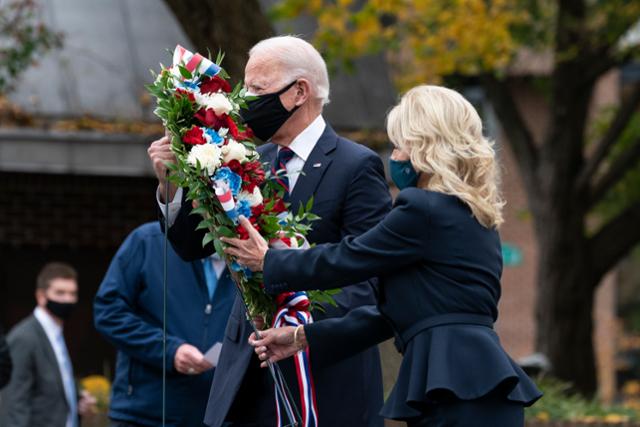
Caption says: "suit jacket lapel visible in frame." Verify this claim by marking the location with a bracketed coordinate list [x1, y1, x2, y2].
[32, 316, 68, 404]
[289, 125, 338, 209]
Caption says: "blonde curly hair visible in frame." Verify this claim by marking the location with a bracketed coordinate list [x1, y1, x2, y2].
[386, 85, 504, 228]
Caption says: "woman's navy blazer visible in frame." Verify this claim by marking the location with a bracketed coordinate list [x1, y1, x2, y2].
[264, 188, 542, 420]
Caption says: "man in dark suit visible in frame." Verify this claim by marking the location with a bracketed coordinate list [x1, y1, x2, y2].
[148, 35, 392, 427]
[0, 262, 95, 427]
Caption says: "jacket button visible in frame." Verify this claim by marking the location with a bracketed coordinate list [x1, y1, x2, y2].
[205, 304, 212, 314]
[127, 385, 133, 395]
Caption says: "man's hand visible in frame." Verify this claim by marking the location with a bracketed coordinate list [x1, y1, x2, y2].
[148, 135, 178, 202]
[78, 390, 98, 416]
[221, 216, 269, 272]
[174, 344, 213, 375]
[248, 326, 307, 367]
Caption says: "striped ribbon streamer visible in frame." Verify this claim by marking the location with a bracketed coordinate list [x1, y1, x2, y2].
[272, 291, 319, 427]
[172, 44, 221, 78]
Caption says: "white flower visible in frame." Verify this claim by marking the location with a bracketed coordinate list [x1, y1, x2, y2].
[218, 128, 229, 137]
[187, 143, 222, 175]
[238, 186, 263, 207]
[222, 139, 248, 163]
[195, 92, 233, 116]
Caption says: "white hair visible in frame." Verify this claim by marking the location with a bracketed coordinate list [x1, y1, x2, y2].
[249, 35, 330, 105]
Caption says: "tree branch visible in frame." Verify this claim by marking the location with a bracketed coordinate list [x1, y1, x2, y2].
[589, 200, 640, 283]
[481, 75, 538, 186]
[589, 139, 640, 206]
[579, 84, 640, 193]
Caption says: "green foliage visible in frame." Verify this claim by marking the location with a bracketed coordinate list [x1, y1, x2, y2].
[270, 0, 640, 89]
[525, 377, 638, 422]
[0, 0, 63, 93]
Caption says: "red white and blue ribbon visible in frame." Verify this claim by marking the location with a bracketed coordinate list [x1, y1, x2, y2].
[272, 291, 319, 427]
[172, 44, 221, 78]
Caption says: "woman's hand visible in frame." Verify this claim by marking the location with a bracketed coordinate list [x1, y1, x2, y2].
[249, 326, 308, 367]
[221, 216, 269, 272]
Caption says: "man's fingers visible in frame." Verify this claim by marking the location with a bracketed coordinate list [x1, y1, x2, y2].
[220, 237, 243, 247]
[239, 215, 262, 240]
[224, 247, 241, 258]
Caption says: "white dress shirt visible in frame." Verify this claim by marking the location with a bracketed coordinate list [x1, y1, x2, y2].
[157, 114, 326, 226]
[34, 307, 76, 427]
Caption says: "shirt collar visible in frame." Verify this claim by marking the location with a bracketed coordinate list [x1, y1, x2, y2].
[284, 115, 326, 162]
[34, 306, 62, 337]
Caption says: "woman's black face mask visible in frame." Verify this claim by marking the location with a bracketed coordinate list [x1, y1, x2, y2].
[240, 80, 299, 141]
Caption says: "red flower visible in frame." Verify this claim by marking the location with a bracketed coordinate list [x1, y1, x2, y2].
[200, 75, 232, 94]
[175, 88, 195, 102]
[271, 198, 287, 214]
[182, 126, 206, 145]
[236, 126, 254, 141]
[251, 204, 264, 218]
[225, 159, 243, 175]
[194, 108, 225, 129]
[236, 217, 261, 240]
[226, 115, 239, 139]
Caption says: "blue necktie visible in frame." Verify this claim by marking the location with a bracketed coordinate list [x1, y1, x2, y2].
[202, 258, 218, 301]
[273, 147, 295, 201]
[56, 332, 78, 427]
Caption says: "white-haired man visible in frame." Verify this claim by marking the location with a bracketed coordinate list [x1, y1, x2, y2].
[148, 35, 391, 427]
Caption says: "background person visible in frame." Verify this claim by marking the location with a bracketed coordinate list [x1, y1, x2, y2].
[0, 262, 96, 427]
[94, 221, 235, 427]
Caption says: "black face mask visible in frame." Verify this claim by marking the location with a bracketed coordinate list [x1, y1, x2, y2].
[240, 80, 299, 141]
[46, 299, 77, 320]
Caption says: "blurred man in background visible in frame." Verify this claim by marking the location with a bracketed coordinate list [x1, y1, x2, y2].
[94, 221, 235, 427]
[0, 262, 95, 427]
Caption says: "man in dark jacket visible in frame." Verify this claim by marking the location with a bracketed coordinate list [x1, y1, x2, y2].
[94, 222, 235, 427]
[148, 35, 392, 427]
[0, 324, 11, 390]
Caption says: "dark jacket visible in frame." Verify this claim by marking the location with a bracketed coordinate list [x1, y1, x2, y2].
[0, 324, 11, 390]
[167, 125, 392, 427]
[0, 315, 72, 427]
[264, 188, 543, 420]
[94, 222, 235, 427]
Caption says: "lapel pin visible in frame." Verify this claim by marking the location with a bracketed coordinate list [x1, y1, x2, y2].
[313, 163, 322, 168]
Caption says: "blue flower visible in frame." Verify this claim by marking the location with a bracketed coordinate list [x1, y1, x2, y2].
[213, 167, 241, 196]
[230, 261, 252, 278]
[203, 128, 223, 145]
[237, 199, 252, 219]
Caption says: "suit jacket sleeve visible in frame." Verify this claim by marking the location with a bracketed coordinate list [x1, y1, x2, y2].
[1, 332, 34, 427]
[93, 232, 185, 371]
[304, 306, 394, 367]
[160, 191, 215, 262]
[264, 189, 425, 293]
[0, 325, 11, 390]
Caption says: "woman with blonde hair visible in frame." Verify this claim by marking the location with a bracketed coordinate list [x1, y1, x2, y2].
[223, 85, 542, 426]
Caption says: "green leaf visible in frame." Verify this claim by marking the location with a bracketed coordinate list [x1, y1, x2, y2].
[216, 225, 236, 238]
[213, 238, 226, 259]
[196, 219, 212, 231]
[178, 65, 192, 79]
[305, 195, 314, 212]
[202, 232, 215, 247]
